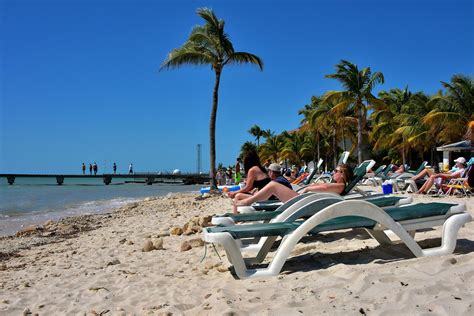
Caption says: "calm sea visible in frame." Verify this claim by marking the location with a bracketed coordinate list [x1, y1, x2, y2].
[0, 177, 202, 237]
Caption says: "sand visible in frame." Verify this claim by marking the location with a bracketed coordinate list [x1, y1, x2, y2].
[0, 190, 473, 315]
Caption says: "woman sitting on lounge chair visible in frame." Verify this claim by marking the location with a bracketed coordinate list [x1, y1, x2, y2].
[300, 164, 353, 194]
[228, 150, 271, 212]
[233, 164, 353, 213]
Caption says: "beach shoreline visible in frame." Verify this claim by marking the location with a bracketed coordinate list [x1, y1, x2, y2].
[0, 190, 473, 315]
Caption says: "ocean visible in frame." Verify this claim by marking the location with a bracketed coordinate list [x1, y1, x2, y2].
[0, 177, 202, 237]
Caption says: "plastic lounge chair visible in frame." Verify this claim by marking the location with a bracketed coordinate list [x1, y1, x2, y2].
[301, 158, 324, 185]
[213, 194, 413, 226]
[437, 161, 474, 197]
[372, 164, 394, 186]
[312, 151, 350, 184]
[390, 161, 428, 192]
[202, 201, 471, 279]
[212, 195, 413, 255]
[363, 164, 386, 186]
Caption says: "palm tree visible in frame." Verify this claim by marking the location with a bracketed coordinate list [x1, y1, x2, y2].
[281, 131, 307, 166]
[259, 135, 284, 163]
[249, 125, 264, 147]
[240, 141, 258, 160]
[298, 96, 325, 165]
[371, 88, 412, 164]
[261, 129, 275, 141]
[325, 60, 385, 164]
[424, 74, 474, 144]
[161, 8, 264, 189]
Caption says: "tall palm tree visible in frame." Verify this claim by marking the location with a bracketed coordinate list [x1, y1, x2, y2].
[371, 88, 412, 164]
[308, 100, 341, 168]
[240, 141, 257, 158]
[298, 96, 326, 165]
[281, 131, 308, 166]
[424, 74, 474, 144]
[259, 135, 284, 163]
[249, 125, 264, 147]
[325, 60, 385, 164]
[161, 8, 264, 189]
[261, 129, 275, 141]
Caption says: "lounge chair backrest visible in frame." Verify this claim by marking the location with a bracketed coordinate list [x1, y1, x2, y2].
[467, 157, 474, 167]
[342, 160, 375, 195]
[467, 164, 474, 188]
[383, 164, 393, 176]
[414, 161, 428, 175]
[338, 151, 350, 165]
[372, 165, 386, 176]
[303, 158, 324, 185]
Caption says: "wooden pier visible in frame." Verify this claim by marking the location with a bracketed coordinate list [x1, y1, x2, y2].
[0, 173, 210, 185]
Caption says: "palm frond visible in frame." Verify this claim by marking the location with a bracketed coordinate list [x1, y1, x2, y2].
[225, 52, 264, 70]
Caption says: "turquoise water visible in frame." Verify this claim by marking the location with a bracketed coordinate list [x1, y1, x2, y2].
[0, 177, 201, 236]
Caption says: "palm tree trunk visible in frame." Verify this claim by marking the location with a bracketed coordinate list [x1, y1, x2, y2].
[316, 132, 321, 171]
[332, 131, 337, 169]
[209, 69, 221, 189]
[357, 102, 364, 164]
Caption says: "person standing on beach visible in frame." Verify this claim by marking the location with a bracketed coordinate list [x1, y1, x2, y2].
[235, 157, 242, 184]
[113, 162, 117, 175]
[129, 163, 133, 174]
[93, 162, 98, 175]
[89, 163, 93, 175]
[82, 163, 86, 175]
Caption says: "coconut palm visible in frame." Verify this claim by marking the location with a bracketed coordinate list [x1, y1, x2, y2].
[298, 96, 326, 165]
[259, 135, 284, 163]
[240, 141, 258, 160]
[161, 8, 263, 189]
[249, 125, 264, 147]
[261, 129, 275, 141]
[280, 131, 309, 166]
[371, 88, 412, 164]
[424, 74, 474, 144]
[325, 60, 385, 164]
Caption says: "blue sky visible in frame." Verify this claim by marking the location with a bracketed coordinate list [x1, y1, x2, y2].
[1, 0, 473, 174]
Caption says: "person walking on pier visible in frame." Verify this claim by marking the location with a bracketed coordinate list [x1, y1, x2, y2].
[82, 163, 86, 175]
[129, 163, 133, 174]
[93, 162, 98, 175]
[89, 163, 93, 175]
[113, 162, 117, 175]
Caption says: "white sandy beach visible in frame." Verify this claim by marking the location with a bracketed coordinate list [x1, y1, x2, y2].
[0, 189, 473, 315]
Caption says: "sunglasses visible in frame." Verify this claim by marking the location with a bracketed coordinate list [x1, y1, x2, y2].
[335, 169, 343, 173]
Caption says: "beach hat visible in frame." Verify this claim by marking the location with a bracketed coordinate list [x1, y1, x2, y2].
[454, 157, 466, 164]
[268, 163, 282, 172]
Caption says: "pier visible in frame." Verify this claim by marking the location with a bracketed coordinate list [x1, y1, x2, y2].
[0, 173, 210, 185]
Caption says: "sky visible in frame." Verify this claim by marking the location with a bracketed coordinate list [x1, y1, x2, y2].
[1, 0, 473, 174]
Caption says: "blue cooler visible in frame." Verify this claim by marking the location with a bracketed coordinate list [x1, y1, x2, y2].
[382, 183, 393, 194]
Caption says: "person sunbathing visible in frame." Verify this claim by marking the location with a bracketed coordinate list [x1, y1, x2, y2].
[228, 150, 271, 213]
[414, 157, 467, 194]
[232, 164, 353, 212]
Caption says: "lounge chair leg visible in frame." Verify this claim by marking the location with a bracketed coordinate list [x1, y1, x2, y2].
[365, 229, 392, 245]
[408, 230, 416, 238]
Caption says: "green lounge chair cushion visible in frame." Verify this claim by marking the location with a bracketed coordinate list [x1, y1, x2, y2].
[216, 196, 405, 223]
[208, 202, 456, 239]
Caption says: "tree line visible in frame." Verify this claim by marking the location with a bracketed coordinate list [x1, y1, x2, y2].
[244, 61, 473, 170]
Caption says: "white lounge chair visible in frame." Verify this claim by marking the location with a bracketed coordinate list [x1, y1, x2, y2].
[202, 201, 471, 279]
